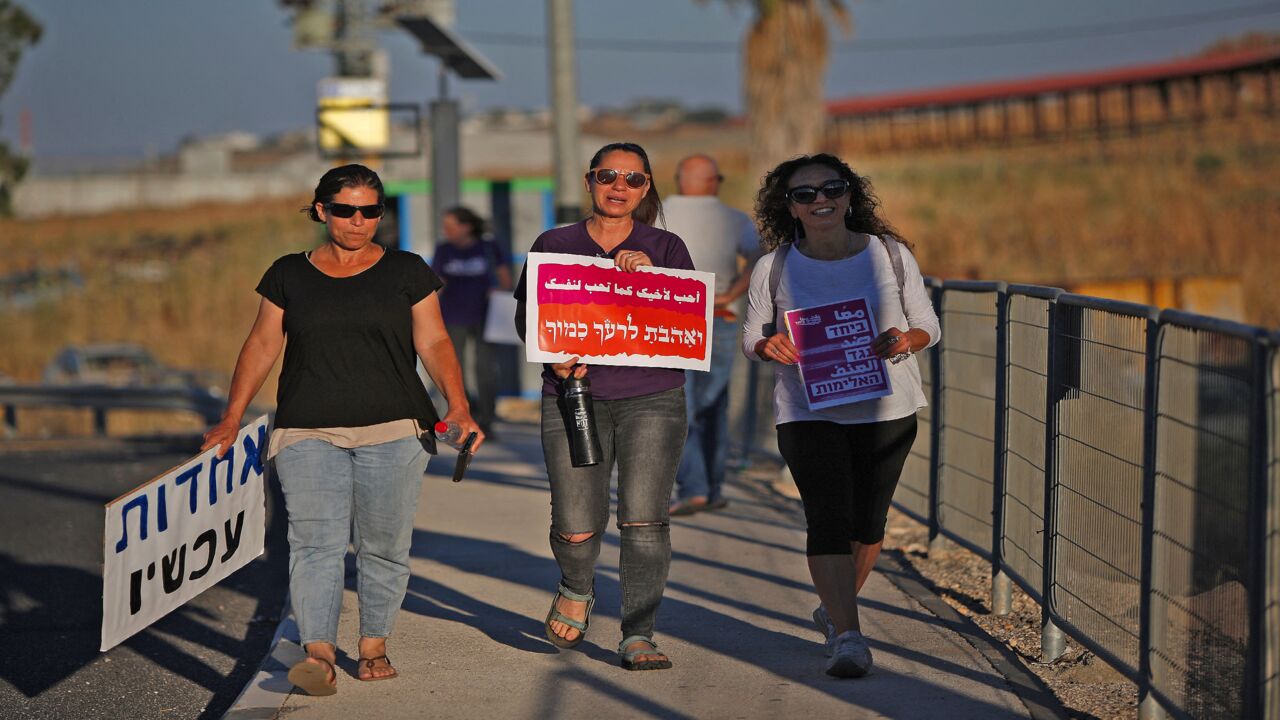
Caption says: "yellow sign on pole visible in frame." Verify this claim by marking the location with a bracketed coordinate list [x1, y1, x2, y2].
[317, 77, 389, 151]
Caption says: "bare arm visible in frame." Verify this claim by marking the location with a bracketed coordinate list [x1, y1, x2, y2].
[714, 251, 762, 307]
[201, 298, 285, 456]
[412, 292, 484, 451]
[495, 264, 514, 292]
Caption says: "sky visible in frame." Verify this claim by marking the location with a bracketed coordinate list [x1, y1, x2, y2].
[4, 0, 1279, 162]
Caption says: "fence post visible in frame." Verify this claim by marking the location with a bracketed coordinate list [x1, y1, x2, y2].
[1040, 297, 1066, 662]
[927, 283, 946, 554]
[991, 286, 1012, 615]
[1244, 337, 1270, 719]
[1137, 316, 1166, 720]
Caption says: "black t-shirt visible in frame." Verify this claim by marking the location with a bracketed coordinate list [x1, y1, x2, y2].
[256, 249, 443, 429]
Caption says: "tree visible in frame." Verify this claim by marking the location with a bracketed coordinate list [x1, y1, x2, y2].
[0, 0, 42, 216]
[703, 0, 850, 183]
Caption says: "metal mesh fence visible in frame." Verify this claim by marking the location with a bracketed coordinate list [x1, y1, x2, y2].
[893, 281, 940, 524]
[1048, 300, 1151, 677]
[1000, 290, 1055, 600]
[726, 272, 1280, 718]
[895, 340, 933, 523]
[936, 286, 1000, 557]
[1149, 321, 1258, 718]
[1265, 340, 1279, 719]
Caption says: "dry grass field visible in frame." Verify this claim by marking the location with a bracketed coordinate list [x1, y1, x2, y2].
[0, 197, 319, 410]
[1, 114, 1275, 409]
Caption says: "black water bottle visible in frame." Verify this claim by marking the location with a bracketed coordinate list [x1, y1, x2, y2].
[561, 375, 602, 467]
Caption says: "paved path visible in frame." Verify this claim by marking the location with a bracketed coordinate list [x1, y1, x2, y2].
[227, 421, 1035, 720]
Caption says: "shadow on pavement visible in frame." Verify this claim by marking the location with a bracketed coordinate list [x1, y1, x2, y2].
[401, 527, 1024, 717]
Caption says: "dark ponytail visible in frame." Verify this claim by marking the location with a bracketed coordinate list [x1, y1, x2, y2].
[587, 142, 664, 227]
[303, 163, 385, 222]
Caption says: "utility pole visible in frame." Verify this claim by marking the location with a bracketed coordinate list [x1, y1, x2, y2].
[335, 0, 376, 77]
[547, 0, 581, 224]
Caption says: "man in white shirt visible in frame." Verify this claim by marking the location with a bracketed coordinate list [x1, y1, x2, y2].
[663, 154, 760, 515]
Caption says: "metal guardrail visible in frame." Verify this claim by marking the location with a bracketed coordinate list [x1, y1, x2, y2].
[735, 279, 1278, 719]
[0, 384, 226, 436]
[901, 283, 1276, 720]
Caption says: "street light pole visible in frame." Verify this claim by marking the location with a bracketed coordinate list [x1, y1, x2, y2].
[547, 0, 581, 224]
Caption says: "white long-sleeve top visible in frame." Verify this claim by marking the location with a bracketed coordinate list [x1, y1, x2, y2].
[741, 237, 941, 425]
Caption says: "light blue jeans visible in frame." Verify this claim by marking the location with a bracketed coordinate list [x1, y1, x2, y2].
[273, 436, 429, 647]
[675, 317, 739, 503]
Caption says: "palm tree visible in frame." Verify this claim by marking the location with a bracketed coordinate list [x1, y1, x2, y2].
[702, 0, 850, 183]
[0, 0, 42, 216]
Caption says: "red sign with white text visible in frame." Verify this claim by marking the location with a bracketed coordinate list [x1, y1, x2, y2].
[524, 252, 714, 370]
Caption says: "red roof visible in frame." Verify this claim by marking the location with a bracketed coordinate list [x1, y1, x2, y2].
[827, 47, 1280, 117]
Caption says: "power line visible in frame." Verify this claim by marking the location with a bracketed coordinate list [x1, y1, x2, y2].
[457, 2, 1280, 55]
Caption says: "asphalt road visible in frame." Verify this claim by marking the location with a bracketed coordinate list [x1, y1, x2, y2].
[0, 436, 289, 720]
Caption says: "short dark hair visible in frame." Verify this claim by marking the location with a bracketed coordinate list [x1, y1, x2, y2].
[303, 163, 385, 222]
[587, 142, 664, 227]
[754, 153, 907, 252]
[443, 205, 486, 238]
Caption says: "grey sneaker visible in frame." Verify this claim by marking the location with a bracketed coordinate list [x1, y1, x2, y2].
[812, 605, 836, 656]
[826, 630, 873, 678]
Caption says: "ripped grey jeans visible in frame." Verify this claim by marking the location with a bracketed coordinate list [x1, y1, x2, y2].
[540, 387, 686, 641]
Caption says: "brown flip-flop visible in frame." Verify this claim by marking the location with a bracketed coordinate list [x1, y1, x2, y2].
[358, 654, 398, 681]
[287, 656, 337, 696]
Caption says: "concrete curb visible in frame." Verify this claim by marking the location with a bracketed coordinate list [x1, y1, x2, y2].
[221, 598, 301, 720]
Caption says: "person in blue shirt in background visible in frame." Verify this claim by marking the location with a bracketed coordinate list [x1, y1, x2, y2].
[433, 206, 513, 438]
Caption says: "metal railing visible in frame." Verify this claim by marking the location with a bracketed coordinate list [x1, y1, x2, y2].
[735, 280, 1279, 719]
[0, 384, 226, 436]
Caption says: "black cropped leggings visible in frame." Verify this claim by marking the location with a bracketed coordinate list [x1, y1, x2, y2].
[776, 414, 918, 556]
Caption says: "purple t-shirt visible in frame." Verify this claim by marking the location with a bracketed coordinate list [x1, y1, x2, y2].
[433, 239, 509, 327]
[514, 220, 694, 400]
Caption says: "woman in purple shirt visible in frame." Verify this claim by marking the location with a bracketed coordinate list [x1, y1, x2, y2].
[515, 142, 692, 671]
[433, 206, 513, 436]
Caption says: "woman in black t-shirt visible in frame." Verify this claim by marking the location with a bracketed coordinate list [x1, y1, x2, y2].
[201, 164, 481, 696]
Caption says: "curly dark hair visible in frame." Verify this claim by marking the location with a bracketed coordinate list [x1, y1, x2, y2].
[754, 153, 907, 253]
[443, 205, 486, 238]
[302, 163, 385, 223]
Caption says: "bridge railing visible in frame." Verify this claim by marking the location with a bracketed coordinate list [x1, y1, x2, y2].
[736, 280, 1278, 720]
[0, 384, 227, 437]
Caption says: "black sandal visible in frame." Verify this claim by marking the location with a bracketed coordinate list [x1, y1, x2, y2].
[357, 654, 398, 681]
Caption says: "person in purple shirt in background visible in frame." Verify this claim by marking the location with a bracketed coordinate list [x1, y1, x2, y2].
[515, 142, 691, 671]
[433, 206, 513, 437]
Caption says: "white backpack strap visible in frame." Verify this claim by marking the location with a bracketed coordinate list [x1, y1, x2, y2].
[879, 236, 907, 311]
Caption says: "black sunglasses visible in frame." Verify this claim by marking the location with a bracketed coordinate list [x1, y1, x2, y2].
[587, 168, 649, 189]
[786, 179, 850, 204]
[325, 202, 385, 219]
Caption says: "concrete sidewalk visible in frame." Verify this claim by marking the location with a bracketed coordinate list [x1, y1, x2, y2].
[226, 421, 1039, 720]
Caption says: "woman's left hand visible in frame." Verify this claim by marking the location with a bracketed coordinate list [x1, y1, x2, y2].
[614, 250, 652, 273]
[442, 409, 485, 453]
[872, 327, 913, 360]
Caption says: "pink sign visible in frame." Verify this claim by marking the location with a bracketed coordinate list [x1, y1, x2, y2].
[784, 297, 892, 410]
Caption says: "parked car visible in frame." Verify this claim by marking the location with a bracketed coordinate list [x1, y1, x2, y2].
[42, 344, 223, 395]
